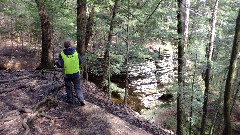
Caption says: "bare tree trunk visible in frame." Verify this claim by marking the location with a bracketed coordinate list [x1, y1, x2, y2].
[189, 54, 197, 135]
[124, 0, 130, 105]
[183, 1, 191, 133]
[21, 32, 24, 49]
[83, 6, 94, 80]
[230, 69, 239, 114]
[177, 0, 185, 134]
[231, 81, 240, 114]
[10, 12, 14, 58]
[209, 73, 226, 135]
[183, 0, 190, 45]
[223, 9, 240, 135]
[77, 0, 86, 55]
[85, 6, 94, 50]
[102, 0, 119, 93]
[17, 32, 20, 48]
[200, 1, 218, 134]
[35, 0, 54, 69]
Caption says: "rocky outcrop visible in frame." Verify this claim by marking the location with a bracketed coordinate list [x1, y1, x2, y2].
[126, 45, 174, 108]
[128, 61, 157, 93]
[128, 47, 174, 91]
[155, 47, 174, 85]
[90, 43, 175, 109]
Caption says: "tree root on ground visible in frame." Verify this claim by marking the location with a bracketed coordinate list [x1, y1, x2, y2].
[19, 83, 64, 135]
[0, 82, 64, 134]
[38, 113, 64, 120]
[0, 110, 20, 125]
[19, 98, 60, 135]
[0, 116, 21, 126]
[0, 84, 28, 94]
[22, 112, 38, 135]
[21, 110, 63, 135]
[0, 75, 39, 84]
[40, 68, 63, 73]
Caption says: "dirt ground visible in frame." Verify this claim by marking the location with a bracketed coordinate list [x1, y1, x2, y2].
[0, 69, 174, 135]
[0, 39, 41, 70]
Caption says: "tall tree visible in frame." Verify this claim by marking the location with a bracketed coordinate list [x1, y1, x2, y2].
[85, 6, 94, 51]
[102, 0, 119, 92]
[83, 6, 94, 80]
[177, 0, 184, 134]
[201, 0, 219, 134]
[77, 0, 87, 55]
[223, 8, 240, 135]
[189, 54, 197, 135]
[231, 79, 240, 114]
[35, 0, 54, 69]
[183, 0, 190, 44]
[124, 0, 130, 105]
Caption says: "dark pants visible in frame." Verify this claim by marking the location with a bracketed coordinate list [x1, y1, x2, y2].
[64, 73, 84, 103]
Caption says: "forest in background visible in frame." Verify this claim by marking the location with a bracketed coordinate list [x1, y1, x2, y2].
[0, 0, 240, 134]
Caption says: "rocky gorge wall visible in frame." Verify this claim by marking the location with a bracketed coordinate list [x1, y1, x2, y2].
[87, 43, 175, 110]
[126, 45, 174, 108]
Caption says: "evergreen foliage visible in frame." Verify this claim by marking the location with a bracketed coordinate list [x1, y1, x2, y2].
[0, 0, 240, 134]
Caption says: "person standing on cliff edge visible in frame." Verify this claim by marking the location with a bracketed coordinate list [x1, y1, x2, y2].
[57, 40, 85, 106]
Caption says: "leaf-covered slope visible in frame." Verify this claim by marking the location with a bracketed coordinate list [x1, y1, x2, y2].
[0, 70, 173, 135]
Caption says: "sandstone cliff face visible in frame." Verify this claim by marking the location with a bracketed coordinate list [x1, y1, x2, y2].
[127, 44, 174, 108]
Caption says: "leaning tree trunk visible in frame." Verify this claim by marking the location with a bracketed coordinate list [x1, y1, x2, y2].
[177, 0, 185, 134]
[231, 81, 240, 114]
[77, 0, 87, 55]
[223, 9, 240, 135]
[35, 0, 54, 69]
[200, 0, 219, 134]
[102, 0, 119, 92]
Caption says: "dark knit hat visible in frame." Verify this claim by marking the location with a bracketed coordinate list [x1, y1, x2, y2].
[64, 41, 71, 48]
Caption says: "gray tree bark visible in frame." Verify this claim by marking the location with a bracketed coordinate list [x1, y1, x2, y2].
[77, 0, 87, 55]
[35, 0, 54, 69]
[200, 0, 218, 134]
[102, 0, 119, 92]
[223, 9, 240, 135]
[124, 0, 130, 105]
[177, 0, 184, 134]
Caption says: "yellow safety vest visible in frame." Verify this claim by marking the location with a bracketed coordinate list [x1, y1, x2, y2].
[60, 50, 80, 74]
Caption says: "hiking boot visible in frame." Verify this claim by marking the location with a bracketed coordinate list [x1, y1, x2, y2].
[66, 97, 74, 104]
[79, 101, 85, 106]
